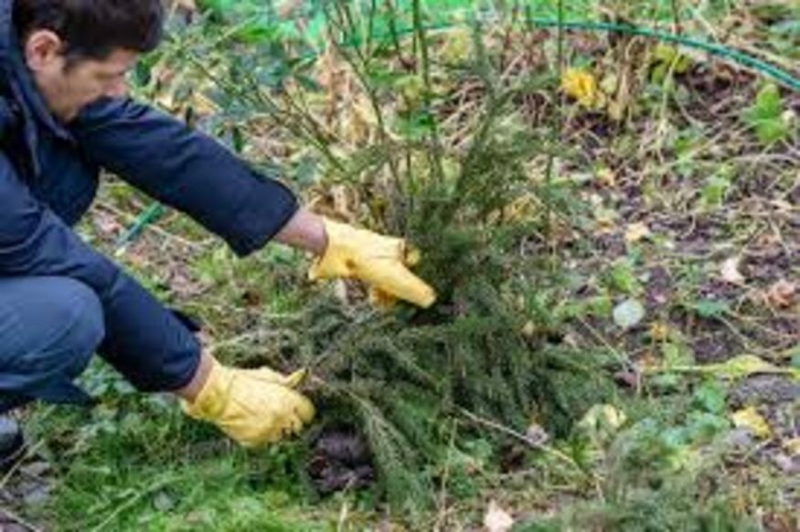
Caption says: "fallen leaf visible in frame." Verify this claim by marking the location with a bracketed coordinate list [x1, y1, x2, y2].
[595, 167, 617, 187]
[484, 500, 515, 532]
[720, 256, 745, 285]
[520, 321, 536, 338]
[561, 68, 604, 109]
[625, 222, 652, 244]
[782, 437, 800, 456]
[765, 279, 797, 308]
[731, 407, 772, 439]
[649, 321, 670, 341]
[578, 404, 627, 431]
[613, 299, 646, 329]
[593, 206, 618, 234]
[662, 342, 694, 367]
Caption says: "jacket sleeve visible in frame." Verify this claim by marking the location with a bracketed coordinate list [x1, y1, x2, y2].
[71, 98, 300, 257]
[0, 153, 201, 392]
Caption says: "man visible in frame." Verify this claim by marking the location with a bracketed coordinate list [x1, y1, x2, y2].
[0, 0, 435, 462]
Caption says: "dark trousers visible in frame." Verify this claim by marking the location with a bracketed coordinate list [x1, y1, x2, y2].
[0, 277, 105, 413]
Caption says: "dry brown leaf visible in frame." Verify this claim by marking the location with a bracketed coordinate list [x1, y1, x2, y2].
[765, 279, 797, 308]
[484, 500, 515, 532]
[720, 256, 745, 285]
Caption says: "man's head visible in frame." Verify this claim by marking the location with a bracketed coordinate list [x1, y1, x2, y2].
[12, 0, 165, 122]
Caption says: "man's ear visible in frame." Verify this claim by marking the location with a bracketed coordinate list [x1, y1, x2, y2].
[24, 29, 64, 72]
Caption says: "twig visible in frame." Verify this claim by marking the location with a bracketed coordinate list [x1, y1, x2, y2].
[0, 439, 46, 491]
[457, 408, 592, 480]
[0, 507, 43, 532]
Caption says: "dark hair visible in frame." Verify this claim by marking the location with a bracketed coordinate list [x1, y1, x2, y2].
[13, 0, 165, 61]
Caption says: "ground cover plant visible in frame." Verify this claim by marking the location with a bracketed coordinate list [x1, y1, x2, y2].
[1, 0, 798, 530]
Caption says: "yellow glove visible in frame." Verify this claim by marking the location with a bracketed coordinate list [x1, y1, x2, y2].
[181, 356, 315, 447]
[309, 218, 437, 308]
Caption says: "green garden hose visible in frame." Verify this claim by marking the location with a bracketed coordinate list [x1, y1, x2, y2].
[528, 18, 798, 90]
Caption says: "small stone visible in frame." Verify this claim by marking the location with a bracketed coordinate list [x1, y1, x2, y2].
[729, 376, 800, 407]
[153, 491, 175, 512]
[613, 370, 638, 390]
[722, 428, 755, 450]
[525, 423, 550, 446]
[769, 452, 799, 474]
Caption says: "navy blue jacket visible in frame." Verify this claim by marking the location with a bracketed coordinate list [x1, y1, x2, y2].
[0, 0, 299, 397]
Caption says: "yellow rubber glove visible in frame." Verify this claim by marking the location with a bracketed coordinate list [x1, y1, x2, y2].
[181, 356, 315, 447]
[309, 218, 437, 308]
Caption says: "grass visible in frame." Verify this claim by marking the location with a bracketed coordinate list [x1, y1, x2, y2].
[5, 1, 799, 529]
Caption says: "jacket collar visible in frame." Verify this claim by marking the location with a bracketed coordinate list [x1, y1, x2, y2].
[0, 0, 73, 142]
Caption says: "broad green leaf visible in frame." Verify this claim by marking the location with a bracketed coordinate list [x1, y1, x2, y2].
[685, 411, 731, 443]
[701, 175, 730, 207]
[692, 380, 726, 414]
[662, 342, 694, 367]
[691, 299, 730, 318]
[742, 84, 790, 145]
[608, 261, 642, 295]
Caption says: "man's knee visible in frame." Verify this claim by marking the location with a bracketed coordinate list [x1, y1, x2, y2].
[6, 277, 105, 376]
[0, 277, 105, 404]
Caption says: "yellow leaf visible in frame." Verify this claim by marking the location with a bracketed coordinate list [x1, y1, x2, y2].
[578, 404, 627, 432]
[561, 68, 604, 109]
[440, 28, 472, 63]
[649, 321, 670, 341]
[625, 222, 652, 244]
[731, 407, 772, 439]
[782, 437, 800, 456]
[595, 167, 617, 187]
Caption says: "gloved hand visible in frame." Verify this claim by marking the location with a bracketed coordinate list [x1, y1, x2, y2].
[181, 356, 315, 447]
[309, 218, 437, 308]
